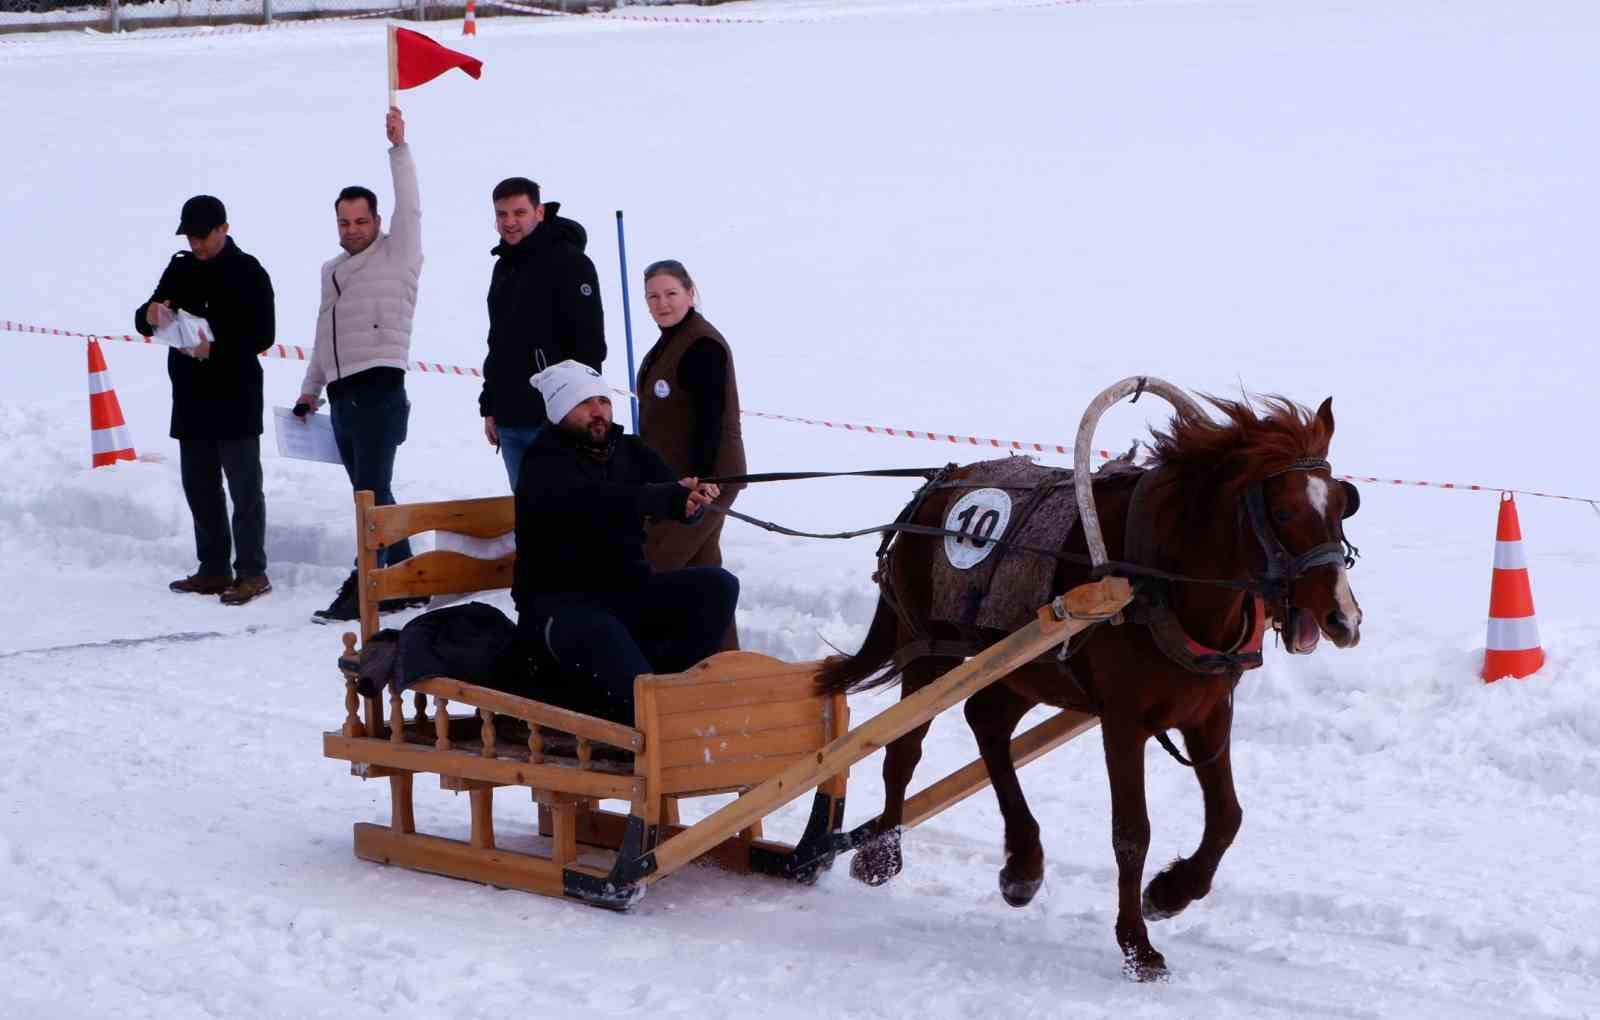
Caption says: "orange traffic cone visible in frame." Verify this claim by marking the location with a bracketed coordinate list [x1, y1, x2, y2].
[463, 0, 476, 36]
[87, 338, 136, 468]
[1482, 492, 1544, 681]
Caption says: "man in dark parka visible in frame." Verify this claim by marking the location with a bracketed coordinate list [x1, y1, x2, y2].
[134, 195, 277, 605]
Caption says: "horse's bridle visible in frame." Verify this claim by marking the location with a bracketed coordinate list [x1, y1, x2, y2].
[1242, 457, 1361, 643]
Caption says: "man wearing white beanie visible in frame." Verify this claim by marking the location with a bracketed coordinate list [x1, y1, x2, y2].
[512, 361, 739, 723]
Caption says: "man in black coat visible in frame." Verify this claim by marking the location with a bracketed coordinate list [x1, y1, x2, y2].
[478, 176, 605, 489]
[134, 195, 276, 605]
[513, 360, 738, 723]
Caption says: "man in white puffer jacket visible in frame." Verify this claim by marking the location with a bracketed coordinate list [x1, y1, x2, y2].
[295, 106, 427, 624]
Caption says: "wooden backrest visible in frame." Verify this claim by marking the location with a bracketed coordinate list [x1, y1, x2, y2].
[354, 490, 516, 642]
[635, 652, 850, 797]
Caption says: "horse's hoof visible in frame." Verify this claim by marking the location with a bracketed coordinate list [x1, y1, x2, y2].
[1121, 947, 1170, 983]
[850, 828, 903, 886]
[999, 867, 1043, 907]
[1142, 887, 1178, 921]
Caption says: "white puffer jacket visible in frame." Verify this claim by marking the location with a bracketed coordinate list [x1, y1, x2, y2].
[300, 143, 423, 396]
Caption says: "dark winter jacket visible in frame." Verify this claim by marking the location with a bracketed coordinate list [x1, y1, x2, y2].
[133, 237, 275, 440]
[479, 204, 605, 428]
[512, 423, 694, 611]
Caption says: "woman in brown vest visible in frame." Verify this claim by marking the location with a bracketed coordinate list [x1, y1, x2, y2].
[637, 259, 747, 649]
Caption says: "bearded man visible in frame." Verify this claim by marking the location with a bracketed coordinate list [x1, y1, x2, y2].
[512, 360, 738, 723]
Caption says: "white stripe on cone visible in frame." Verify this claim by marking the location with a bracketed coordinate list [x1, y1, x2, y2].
[1485, 615, 1541, 652]
[1492, 540, 1527, 570]
[91, 425, 133, 455]
[88, 370, 113, 395]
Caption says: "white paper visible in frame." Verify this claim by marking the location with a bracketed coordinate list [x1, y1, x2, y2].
[272, 406, 343, 465]
[153, 309, 212, 351]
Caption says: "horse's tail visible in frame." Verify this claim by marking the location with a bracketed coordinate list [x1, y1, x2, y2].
[816, 595, 904, 695]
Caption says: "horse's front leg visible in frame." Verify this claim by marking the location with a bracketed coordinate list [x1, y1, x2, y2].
[964, 682, 1045, 906]
[1102, 718, 1167, 981]
[850, 660, 951, 886]
[1143, 694, 1241, 921]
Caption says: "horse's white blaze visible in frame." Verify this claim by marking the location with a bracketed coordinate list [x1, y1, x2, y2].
[1306, 475, 1330, 518]
[1333, 565, 1361, 625]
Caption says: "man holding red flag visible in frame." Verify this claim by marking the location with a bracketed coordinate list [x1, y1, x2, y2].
[295, 106, 428, 625]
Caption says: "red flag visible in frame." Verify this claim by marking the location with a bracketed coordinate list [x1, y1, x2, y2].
[391, 26, 483, 90]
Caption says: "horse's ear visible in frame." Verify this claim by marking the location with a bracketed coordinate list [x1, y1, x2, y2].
[1315, 397, 1335, 434]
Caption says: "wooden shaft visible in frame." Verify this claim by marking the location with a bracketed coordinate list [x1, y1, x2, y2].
[900, 709, 1098, 830]
[646, 579, 1131, 882]
[387, 24, 398, 109]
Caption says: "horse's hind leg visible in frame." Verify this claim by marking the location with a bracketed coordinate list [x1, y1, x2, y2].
[1102, 716, 1167, 981]
[964, 682, 1046, 906]
[850, 658, 953, 886]
[1143, 695, 1241, 922]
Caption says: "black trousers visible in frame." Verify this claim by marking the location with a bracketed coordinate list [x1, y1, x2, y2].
[521, 567, 740, 722]
[179, 437, 266, 578]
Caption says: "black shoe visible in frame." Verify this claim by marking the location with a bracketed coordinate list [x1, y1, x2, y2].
[311, 572, 359, 625]
[379, 595, 430, 615]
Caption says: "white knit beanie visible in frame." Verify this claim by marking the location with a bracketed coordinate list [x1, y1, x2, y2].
[531, 360, 611, 424]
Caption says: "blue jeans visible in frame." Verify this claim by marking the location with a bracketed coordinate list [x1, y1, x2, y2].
[331, 381, 412, 567]
[498, 424, 544, 490]
[522, 567, 740, 722]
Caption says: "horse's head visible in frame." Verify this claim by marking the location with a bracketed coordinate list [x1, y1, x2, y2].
[1251, 398, 1363, 653]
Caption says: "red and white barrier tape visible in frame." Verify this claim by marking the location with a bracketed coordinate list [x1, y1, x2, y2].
[2, 319, 482, 378]
[8, 317, 1596, 509]
[487, 0, 1090, 27]
[90, 6, 406, 41]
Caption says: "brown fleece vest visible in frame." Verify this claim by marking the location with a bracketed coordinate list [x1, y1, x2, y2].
[637, 309, 747, 491]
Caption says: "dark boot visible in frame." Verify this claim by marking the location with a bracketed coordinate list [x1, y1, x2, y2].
[312, 571, 359, 625]
[170, 572, 233, 595]
[220, 574, 272, 606]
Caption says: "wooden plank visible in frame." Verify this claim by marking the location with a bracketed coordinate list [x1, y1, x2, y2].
[900, 710, 1099, 830]
[412, 678, 642, 751]
[646, 652, 825, 716]
[659, 752, 811, 796]
[644, 579, 1132, 883]
[324, 733, 643, 800]
[366, 495, 515, 549]
[645, 651, 825, 686]
[652, 673, 832, 717]
[820, 691, 850, 800]
[655, 697, 824, 742]
[660, 721, 826, 770]
[356, 491, 380, 643]
[369, 550, 514, 603]
[353, 823, 565, 897]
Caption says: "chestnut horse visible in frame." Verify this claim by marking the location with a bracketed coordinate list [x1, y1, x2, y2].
[817, 395, 1363, 980]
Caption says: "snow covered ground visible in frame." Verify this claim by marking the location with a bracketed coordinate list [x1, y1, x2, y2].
[2, 0, 1598, 1015]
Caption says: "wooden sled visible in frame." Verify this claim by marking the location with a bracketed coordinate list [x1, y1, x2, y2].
[323, 490, 1129, 909]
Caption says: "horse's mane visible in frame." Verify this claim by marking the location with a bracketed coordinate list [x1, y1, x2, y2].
[1149, 395, 1332, 507]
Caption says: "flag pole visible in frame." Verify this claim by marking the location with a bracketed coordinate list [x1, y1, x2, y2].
[387, 24, 398, 107]
[616, 209, 639, 433]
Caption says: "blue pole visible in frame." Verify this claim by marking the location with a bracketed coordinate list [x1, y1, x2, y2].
[615, 209, 639, 433]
